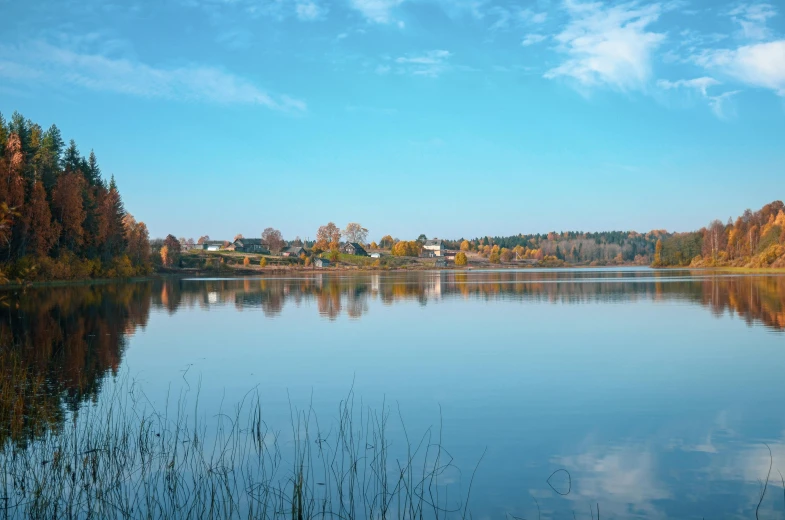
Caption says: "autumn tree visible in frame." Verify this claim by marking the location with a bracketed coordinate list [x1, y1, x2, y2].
[24, 182, 60, 257]
[164, 234, 181, 255]
[316, 222, 340, 251]
[261, 227, 285, 252]
[391, 241, 421, 257]
[379, 235, 394, 249]
[243, 256, 250, 266]
[160, 245, 172, 267]
[124, 214, 151, 268]
[343, 222, 368, 244]
[489, 251, 501, 264]
[234, 233, 244, 241]
[653, 239, 663, 266]
[52, 172, 86, 250]
[455, 252, 467, 266]
[460, 240, 470, 251]
[198, 235, 210, 244]
[259, 257, 267, 267]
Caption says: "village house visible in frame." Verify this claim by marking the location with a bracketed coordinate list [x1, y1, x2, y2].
[199, 241, 224, 251]
[233, 238, 270, 254]
[443, 250, 457, 261]
[341, 242, 368, 256]
[281, 246, 307, 257]
[423, 239, 445, 257]
[315, 258, 330, 268]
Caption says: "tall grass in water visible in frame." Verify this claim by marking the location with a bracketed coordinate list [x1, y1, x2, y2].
[0, 376, 474, 520]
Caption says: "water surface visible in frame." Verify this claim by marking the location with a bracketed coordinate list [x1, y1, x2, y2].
[3, 268, 785, 519]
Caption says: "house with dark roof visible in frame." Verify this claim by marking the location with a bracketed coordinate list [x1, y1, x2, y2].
[233, 238, 270, 254]
[315, 258, 330, 268]
[423, 239, 444, 257]
[341, 242, 368, 256]
[281, 246, 307, 257]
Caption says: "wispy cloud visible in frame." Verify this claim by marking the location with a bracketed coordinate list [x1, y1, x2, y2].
[295, 0, 327, 21]
[0, 41, 305, 112]
[657, 76, 720, 96]
[728, 3, 777, 40]
[657, 76, 738, 117]
[392, 49, 452, 77]
[349, 0, 404, 23]
[545, 1, 667, 91]
[519, 8, 548, 25]
[521, 33, 547, 46]
[707, 90, 741, 118]
[695, 40, 785, 96]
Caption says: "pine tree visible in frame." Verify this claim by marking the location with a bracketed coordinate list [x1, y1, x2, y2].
[63, 140, 81, 173]
[87, 150, 102, 187]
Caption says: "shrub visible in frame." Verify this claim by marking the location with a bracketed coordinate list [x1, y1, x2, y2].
[259, 258, 268, 268]
[489, 252, 500, 264]
[455, 252, 467, 266]
[243, 256, 250, 267]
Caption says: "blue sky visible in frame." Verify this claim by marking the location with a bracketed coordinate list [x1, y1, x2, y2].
[1, 0, 783, 241]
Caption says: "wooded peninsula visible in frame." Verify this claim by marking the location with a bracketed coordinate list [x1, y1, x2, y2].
[1, 112, 783, 284]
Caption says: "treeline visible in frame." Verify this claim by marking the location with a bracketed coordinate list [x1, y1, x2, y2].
[443, 231, 665, 265]
[0, 112, 151, 282]
[654, 200, 785, 268]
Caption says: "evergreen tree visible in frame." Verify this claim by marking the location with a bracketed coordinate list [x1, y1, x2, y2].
[63, 140, 81, 173]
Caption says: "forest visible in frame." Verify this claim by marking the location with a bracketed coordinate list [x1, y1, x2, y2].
[653, 200, 785, 268]
[0, 112, 151, 282]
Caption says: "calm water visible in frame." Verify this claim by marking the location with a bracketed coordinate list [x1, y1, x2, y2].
[3, 268, 785, 519]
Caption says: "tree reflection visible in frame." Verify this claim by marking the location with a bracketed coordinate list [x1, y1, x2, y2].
[2, 270, 783, 443]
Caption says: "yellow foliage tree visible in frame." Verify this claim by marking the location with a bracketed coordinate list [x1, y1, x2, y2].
[455, 252, 467, 266]
[489, 252, 500, 264]
[391, 241, 421, 257]
[370, 241, 378, 249]
[259, 257, 267, 268]
[160, 245, 171, 267]
[460, 240, 470, 251]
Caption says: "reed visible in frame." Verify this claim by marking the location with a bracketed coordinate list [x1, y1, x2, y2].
[0, 375, 473, 520]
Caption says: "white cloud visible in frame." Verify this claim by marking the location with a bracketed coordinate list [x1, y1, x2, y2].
[349, 0, 404, 23]
[544, 0, 667, 91]
[657, 76, 740, 118]
[707, 90, 741, 118]
[393, 49, 452, 76]
[521, 33, 547, 46]
[295, 0, 327, 20]
[0, 41, 305, 112]
[519, 8, 548, 24]
[657, 76, 720, 96]
[728, 3, 777, 40]
[696, 40, 785, 95]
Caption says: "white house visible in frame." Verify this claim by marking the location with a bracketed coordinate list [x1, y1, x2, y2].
[423, 239, 445, 257]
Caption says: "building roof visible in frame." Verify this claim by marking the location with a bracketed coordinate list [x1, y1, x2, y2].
[281, 246, 305, 253]
[424, 239, 443, 247]
[235, 238, 265, 245]
[344, 242, 367, 251]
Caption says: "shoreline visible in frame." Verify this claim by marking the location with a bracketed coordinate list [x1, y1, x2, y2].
[3, 264, 785, 289]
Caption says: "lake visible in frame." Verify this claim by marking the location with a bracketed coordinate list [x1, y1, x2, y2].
[3, 268, 785, 519]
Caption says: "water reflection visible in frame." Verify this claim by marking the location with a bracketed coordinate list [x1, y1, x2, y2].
[154, 270, 785, 331]
[2, 269, 785, 518]
[0, 283, 151, 444]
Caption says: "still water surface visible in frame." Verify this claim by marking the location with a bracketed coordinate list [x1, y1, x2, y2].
[4, 268, 785, 518]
